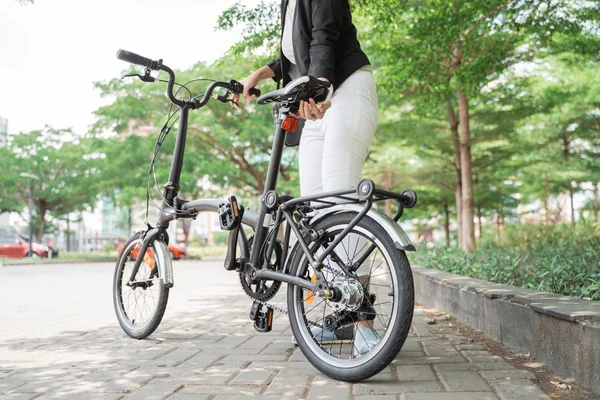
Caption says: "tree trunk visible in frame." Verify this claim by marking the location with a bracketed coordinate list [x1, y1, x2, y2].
[543, 174, 550, 225]
[447, 101, 462, 248]
[497, 205, 504, 243]
[384, 163, 393, 217]
[443, 200, 450, 247]
[36, 206, 47, 242]
[568, 184, 575, 226]
[562, 132, 575, 226]
[477, 204, 482, 241]
[66, 215, 70, 252]
[594, 183, 599, 220]
[456, 88, 475, 251]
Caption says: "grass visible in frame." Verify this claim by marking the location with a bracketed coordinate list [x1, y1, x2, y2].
[413, 222, 600, 301]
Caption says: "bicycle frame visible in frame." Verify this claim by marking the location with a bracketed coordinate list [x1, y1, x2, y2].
[128, 82, 416, 296]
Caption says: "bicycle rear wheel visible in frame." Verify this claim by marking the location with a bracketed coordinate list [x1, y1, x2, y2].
[113, 232, 169, 339]
[287, 212, 414, 382]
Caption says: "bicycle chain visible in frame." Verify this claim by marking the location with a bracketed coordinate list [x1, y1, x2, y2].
[240, 278, 323, 328]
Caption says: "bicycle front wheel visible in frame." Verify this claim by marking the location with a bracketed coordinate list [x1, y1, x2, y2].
[287, 212, 414, 382]
[113, 232, 169, 339]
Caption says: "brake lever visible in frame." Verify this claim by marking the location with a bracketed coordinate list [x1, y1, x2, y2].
[215, 89, 237, 106]
[121, 68, 156, 83]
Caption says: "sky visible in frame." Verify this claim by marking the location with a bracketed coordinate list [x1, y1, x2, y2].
[0, 0, 262, 135]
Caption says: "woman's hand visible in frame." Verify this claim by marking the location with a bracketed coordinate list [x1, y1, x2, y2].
[298, 98, 332, 121]
[231, 66, 276, 109]
[297, 77, 332, 120]
[231, 73, 261, 109]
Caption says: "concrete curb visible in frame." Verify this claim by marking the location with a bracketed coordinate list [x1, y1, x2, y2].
[412, 266, 600, 392]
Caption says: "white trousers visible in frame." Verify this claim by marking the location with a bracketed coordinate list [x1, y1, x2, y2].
[299, 68, 379, 196]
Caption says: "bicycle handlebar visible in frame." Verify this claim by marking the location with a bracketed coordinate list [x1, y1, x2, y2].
[116, 49, 160, 70]
[116, 49, 261, 108]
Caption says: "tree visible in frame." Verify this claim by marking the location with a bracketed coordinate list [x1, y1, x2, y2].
[3, 129, 102, 241]
[353, 0, 597, 250]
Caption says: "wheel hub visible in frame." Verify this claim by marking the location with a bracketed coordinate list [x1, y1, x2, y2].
[328, 277, 364, 312]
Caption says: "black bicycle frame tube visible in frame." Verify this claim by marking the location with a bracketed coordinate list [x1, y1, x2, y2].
[249, 114, 286, 267]
[158, 105, 189, 229]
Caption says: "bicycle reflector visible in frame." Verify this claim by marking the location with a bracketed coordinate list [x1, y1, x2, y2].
[282, 116, 299, 132]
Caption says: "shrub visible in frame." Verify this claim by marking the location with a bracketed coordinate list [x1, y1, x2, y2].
[413, 222, 600, 301]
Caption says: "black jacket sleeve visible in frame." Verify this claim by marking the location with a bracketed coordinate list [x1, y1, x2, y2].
[267, 57, 282, 83]
[307, 0, 342, 83]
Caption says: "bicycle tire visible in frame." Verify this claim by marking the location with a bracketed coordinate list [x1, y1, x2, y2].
[287, 212, 414, 382]
[113, 232, 169, 339]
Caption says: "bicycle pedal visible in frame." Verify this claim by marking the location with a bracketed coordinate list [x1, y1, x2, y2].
[218, 196, 241, 231]
[250, 302, 273, 333]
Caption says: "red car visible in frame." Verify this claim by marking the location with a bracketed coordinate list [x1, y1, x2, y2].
[0, 233, 50, 258]
[116, 240, 186, 261]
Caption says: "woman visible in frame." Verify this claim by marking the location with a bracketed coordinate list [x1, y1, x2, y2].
[233, 0, 379, 355]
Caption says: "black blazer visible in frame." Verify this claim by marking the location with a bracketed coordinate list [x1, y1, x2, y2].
[267, 0, 370, 90]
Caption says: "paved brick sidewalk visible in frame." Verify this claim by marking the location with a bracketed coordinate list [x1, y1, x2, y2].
[0, 262, 549, 399]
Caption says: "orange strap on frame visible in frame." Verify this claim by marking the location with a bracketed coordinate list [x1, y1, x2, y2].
[282, 116, 299, 132]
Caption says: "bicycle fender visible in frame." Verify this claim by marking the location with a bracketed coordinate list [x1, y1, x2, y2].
[153, 238, 174, 288]
[309, 205, 416, 252]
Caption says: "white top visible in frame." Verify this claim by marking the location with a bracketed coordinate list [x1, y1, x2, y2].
[282, 1, 301, 80]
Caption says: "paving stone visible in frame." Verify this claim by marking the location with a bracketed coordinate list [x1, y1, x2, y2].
[355, 396, 397, 400]
[363, 366, 393, 382]
[289, 348, 308, 362]
[394, 356, 466, 365]
[93, 375, 154, 393]
[480, 370, 536, 380]
[34, 393, 123, 400]
[229, 367, 276, 385]
[0, 381, 25, 393]
[176, 384, 262, 395]
[490, 379, 550, 399]
[264, 371, 311, 396]
[221, 353, 290, 362]
[277, 362, 317, 376]
[0, 394, 41, 400]
[212, 336, 250, 349]
[154, 350, 200, 367]
[455, 344, 485, 351]
[396, 365, 436, 381]
[397, 351, 426, 358]
[261, 340, 296, 355]
[401, 340, 423, 352]
[309, 377, 351, 400]
[174, 352, 222, 370]
[167, 393, 210, 400]
[460, 350, 492, 356]
[214, 396, 298, 400]
[403, 393, 499, 400]
[434, 362, 514, 371]
[13, 379, 93, 393]
[422, 344, 461, 357]
[236, 337, 273, 351]
[353, 380, 442, 395]
[466, 355, 505, 363]
[437, 370, 493, 391]
[123, 382, 183, 399]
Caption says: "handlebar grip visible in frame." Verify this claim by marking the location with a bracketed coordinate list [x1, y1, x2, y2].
[248, 87, 261, 97]
[116, 49, 157, 69]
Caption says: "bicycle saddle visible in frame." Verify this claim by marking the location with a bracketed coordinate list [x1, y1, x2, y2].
[257, 76, 333, 106]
